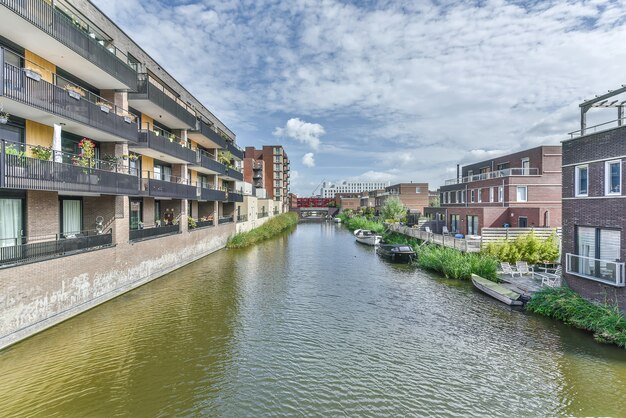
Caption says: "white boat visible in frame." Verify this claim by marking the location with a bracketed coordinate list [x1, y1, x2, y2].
[354, 229, 382, 246]
[471, 274, 523, 306]
[333, 217, 342, 223]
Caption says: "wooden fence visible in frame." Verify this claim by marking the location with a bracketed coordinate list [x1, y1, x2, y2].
[480, 227, 561, 247]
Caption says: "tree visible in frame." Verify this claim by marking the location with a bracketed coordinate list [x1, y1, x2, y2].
[381, 197, 407, 223]
[429, 195, 440, 207]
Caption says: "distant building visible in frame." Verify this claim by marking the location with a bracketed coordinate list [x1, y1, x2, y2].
[244, 146, 290, 212]
[433, 145, 562, 236]
[335, 192, 362, 212]
[319, 180, 390, 198]
[561, 86, 626, 310]
[297, 197, 335, 208]
[288, 193, 298, 210]
[375, 183, 429, 214]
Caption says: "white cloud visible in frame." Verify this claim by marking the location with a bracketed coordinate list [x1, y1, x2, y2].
[302, 152, 316, 167]
[273, 118, 325, 150]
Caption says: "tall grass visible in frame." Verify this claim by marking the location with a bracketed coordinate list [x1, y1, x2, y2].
[527, 287, 626, 347]
[417, 245, 499, 282]
[227, 212, 298, 248]
[338, 214, 385, 234]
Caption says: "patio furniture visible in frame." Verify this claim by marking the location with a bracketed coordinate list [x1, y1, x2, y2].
[442, 226, 450, 236]
[499, 262, 521, 278]
[536, 265, 562, 288]
[516, 261, 534, 277]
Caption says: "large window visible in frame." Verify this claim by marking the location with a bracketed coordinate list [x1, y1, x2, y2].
[605, 160, 621, 195]
[521, 158, 530, 175]
[129, 199, 143, 230]
[0, 198, 23, 247]
[61, 198, 82, 236]
[516, 186, 528, 202]
[450, 214, 460, 233]
[467, 215, 479, 235]
[575, 165, 588, 196]
[575, 227, 621, 278]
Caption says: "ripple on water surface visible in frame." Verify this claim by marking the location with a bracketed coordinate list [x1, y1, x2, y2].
[1, 223, 626, 416]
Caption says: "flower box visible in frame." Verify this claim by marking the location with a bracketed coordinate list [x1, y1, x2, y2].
[0, 116, 8, 125]
[68, 90, 81, 100]
[99, 105, 110, 114]
[123, 116, 132, 124]
[24, 69, 41, 82]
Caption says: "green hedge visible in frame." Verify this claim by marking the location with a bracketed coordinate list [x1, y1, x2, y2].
[337, 214, 385, 234]
[527, 287, 626, 347]
[227, 212, 298, 249]
[483, 232, 560, 264]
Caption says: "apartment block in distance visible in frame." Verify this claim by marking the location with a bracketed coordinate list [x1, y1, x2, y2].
[436, 146, 562, 236]
[243, 145, 290, 212]
[375, 182, 429, 214]
[561, 86, 626, 310]
[0, 0, 253, 348]
[319, 180, 390, 198]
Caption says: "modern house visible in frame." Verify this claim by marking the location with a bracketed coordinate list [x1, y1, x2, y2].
[0, 0, 281, 348]
[243, 145, 290, 212]
[561, 86, 626, 309]
[375, 183, 430, 214]
[434, 146, 562, 235]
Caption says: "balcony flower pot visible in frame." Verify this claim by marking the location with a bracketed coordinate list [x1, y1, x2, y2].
[123, 116, 132, 124]
[68, 90, 82, 100]
[99, 104, 111, 114]
[24, 68, 42, 82]
[0, 116, 8, 125]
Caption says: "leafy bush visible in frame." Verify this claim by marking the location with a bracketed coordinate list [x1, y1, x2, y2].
[527, 287, 626, 347]
[418, 245, 499, 281]
[227, 212, 298, 248]
[381, 197, 406, 223]
[340, 215, 385, 234]
[188, 216, 197, 229]
[483, 231, 559, 263]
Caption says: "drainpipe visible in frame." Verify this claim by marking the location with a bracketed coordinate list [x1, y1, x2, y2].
[502, 178, 505, 208]
[456, 164, 460, 182]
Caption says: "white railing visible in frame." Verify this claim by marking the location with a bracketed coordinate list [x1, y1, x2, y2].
[565, 253, 625, 287]
[567, 117, 626, 139]
[444, 168, 539, 185]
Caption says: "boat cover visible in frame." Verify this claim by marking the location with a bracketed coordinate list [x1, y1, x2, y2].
[472, 275, 521, 300]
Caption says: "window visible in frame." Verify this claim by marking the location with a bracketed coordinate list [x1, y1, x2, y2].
[521, 158, 530, 175]
[61, 198, 82, 236]
[517, 186, 527, 202]
[518, 217, 528, 227]
[477, 188, 482, 203]
[496, 162, 509, 171]
[575, 165, 588, 196]
[605, 160, 621, 195]
[129, 199, 143, 230]
[450, 215, 460, 233]
[415, 187, 421, 193]
[575, 227, 621, 277]
[467, 215, 479, 235]
[456, 190, 461, 203]
[0, 198, 23, 247]
[470, 190, 475, 203]
[489, 187, 494, 203]
[498, 186, 504, 202]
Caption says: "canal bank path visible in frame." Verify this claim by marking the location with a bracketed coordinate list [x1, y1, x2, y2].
[1, 222, 625, 416]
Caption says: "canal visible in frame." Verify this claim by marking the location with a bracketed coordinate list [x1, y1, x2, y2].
[1, 222, 625, 416]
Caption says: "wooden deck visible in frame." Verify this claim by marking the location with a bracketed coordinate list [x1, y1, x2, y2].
[386, 224, 481, 253]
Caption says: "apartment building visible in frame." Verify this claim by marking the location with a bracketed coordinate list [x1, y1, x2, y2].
[360, 189, 383, 210]
[319, 180, 390, 198]
[243, 145, 290, 212]
[335, 192, 361, 212]
[375, 183, 429, 214]
[0, 0, 265, 348]
[436, 146, 562, 236]
[561, 87, 626, 310]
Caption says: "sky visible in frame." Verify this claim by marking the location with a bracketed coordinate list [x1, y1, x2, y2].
[94, 0, 626, 195]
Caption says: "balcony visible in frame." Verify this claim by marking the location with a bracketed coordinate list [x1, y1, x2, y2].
[257, 212, 268, 218]
[0, 50, 139, 142]
[225, 140, 244, 160]
[226, 190, 243, 202]
[237, 214, 248, 222]
[131, 128, 196, 165]
[129, 224, 180, 242]
[140, 172, 197, 200]
[444, 168, 540, 186]
[188, 119, 226, 149]
[222, 166, 243, 182]
[128, 74, 196, 129]
[0, 0, 137, 90]
[218, 216, 234, 225]
[1, 140, 140, 195]
[0, 230, 113, 268]
[195, 149, 226, 175]
[199, 185, 226, 201]
[565, 253, 625, 287]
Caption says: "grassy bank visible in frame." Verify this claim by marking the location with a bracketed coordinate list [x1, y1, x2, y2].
[382, 231, 499, 281]
[337, 214, 385, 234]
[227, 212, 298, 249]
[527, 287, 626, 347]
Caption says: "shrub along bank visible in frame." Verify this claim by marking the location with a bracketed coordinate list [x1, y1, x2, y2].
[483, 232, 560, 264]
[227, 212, 298, 249]
[527, 287, 626, 347]
[337, 214, 385, 234]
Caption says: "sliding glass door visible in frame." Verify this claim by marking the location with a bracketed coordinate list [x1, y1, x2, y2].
[0, 198, 22, 247]
[61, 198, 82, 236]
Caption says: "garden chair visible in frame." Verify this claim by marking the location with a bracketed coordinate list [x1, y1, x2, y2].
[516, 261, 534, 277]
[442, 226, 450, 236]
[499, 262, 521, 278]
[536, 265, 562, 288]
[424, 226, 432, 233]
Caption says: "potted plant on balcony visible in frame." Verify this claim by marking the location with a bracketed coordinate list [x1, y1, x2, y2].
[65, 84, 86, 100]
[5, 143, 27, 176]
[31, 145, 52, 161]
[188, 216, 197, 230]
[0, 104, 8, 124]
[24, 67, 42, 82]
[72, 138, 96, 180]
[96, 101, 113, 114]
[121, 111, 133, 124]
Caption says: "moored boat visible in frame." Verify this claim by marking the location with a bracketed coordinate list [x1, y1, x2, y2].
[333, 217, 342, 223]
[471, 274, 523, 306]
[377, 244, 416, 262]
[354, 229, 382, 246]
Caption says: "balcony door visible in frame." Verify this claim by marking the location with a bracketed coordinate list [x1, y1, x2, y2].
[467, 215, 479, 236]
[0, 198, 22, 247]
[60, 198, 82, 236]
[521, 158, 530, 175]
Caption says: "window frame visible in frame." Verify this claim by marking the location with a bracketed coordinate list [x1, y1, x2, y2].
[516, 186, 528, 202]
[605, 160, 622, 196]
[575, 164, 589, 197]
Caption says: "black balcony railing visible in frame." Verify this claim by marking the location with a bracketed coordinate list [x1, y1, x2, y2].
[190, 119, 227, 148]
[0, 54, 139, 142]
[129, 224, 180, 242]
[129, 74, 196, 127]
[192, 219, 215, 229]
[136, 130, 196, 163]
[0, 0, 137, 89]
[0, 230, 113, 268]
[140, 172, 197, 200]
[226, 141, 244, 160]
[200, 186, 226, 201]
[237, 214, 248, 222]
[218, 216, 233, 224]
[226, 191, 244, 202]
[258, 212, 268, 218]
[1, 140, 140, 195]
[222, 167, 243, 181]
[197, 150, 226, 174]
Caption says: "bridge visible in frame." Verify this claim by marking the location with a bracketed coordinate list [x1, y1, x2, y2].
[292, 207, 339, 219]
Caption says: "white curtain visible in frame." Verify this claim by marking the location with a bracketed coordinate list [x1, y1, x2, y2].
[53, 124, 62, 163]
[63, 200, 82, 236]
[0, 199, 21, 247]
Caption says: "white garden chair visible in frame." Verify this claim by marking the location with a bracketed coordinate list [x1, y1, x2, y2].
[500, 262, 521, 278]
[516, 261, 534, 277]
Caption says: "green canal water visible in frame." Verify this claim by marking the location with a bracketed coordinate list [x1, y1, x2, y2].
[1, 222, 626, 416]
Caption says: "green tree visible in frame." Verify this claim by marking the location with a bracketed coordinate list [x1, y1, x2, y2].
[381, 197, 407, 223]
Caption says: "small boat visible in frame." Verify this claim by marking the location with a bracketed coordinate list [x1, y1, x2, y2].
[471, 274, 523, 306]
[354, 229, 382, 246]
[333, 217, 342, 223]
[377, 244, 416, 262]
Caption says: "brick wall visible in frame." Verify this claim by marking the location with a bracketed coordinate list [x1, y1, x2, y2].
[26, 191, 59, 241]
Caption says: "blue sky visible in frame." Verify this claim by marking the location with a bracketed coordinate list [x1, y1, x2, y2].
[94, 0, 626, 195]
